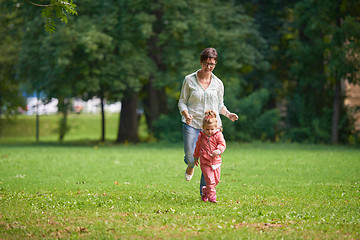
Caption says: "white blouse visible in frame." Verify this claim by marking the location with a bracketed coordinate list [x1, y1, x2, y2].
[178, 69, 227, 129]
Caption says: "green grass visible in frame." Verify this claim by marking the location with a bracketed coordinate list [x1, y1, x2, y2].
[0, 113, 149, 143]
[1, 114, 360, 239]
[0, 142, 359, 239]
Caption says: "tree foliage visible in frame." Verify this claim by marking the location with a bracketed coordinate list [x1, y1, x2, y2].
[25, 0, 77, 33]
[0, 0, 26, 117]
[3, 0, 360, 144]
[286, 0, 360, 144]
[141, 0, 275, 142]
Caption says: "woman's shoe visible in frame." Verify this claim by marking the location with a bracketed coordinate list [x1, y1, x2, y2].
[185, 166, 194, 181]
[185, 172, 193, 181]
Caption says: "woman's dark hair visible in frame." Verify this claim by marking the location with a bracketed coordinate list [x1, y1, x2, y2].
[200, 48, 218, 63]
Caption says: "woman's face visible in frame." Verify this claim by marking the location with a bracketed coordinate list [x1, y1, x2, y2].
[201, 58, 216, 74]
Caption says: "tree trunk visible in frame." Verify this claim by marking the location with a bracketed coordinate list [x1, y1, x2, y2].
[58, 97, 70, 141]
[36, 93, 39, 142]
[0, 98, 2, 135]
[143, 79, 168, 133]
[143, 75, 159, 133]
[331, 79, 341, 144]
[157, 87, 168, 115]
[36, 111, 39, 142]
[143, 78, 169, 132]
[116, 91, 139, 143]
[100, 91, 105, 142]
[142, 4, 168, 132]
[331, 3, 343, 145]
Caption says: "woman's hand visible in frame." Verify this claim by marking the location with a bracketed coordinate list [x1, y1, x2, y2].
[182, 110, 193, 125]
[220, 108, 238, 122]
[185, 114, 193, 125]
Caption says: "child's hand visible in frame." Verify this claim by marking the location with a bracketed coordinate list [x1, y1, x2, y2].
[194, 158, 199, 166]
[212, 150, 221, 157]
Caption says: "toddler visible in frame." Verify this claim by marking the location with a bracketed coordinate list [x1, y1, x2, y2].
[193, 110, 226, 203]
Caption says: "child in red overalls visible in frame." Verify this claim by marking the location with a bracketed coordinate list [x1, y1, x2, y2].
[193, 110, 226, 203]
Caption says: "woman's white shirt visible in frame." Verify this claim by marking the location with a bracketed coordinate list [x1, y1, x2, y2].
[178, 69, 227, 129]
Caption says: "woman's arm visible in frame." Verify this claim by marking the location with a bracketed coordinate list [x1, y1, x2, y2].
[216, 79, 238, 122]
[220, 107, 238, 122]
[178, 78, 189, 115]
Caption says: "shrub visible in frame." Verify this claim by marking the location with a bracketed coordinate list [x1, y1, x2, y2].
[153, 114, 182, 143]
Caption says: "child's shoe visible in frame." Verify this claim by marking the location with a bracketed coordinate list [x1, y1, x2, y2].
[209, 196, 217, 203]
[201, 186, 208, 202]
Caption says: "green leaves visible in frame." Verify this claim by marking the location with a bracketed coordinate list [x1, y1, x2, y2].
[285, 0, 360, 143]
[223, 88, 280, 141]
[39, 0, 78, 33]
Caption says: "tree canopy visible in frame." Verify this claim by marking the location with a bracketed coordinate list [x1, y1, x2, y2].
[1, 0, 359, 144]
[25, 0, 77, 33]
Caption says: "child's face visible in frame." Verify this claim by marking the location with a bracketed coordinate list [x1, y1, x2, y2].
[203, 124, 217, 136]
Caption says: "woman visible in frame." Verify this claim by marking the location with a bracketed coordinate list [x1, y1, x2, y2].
[178, 47, 238, 196]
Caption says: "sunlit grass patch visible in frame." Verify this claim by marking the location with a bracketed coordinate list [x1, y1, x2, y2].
[0, 143, 359, 239]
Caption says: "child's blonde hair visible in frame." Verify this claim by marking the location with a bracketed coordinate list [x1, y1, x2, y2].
[202, 110, 218, 128]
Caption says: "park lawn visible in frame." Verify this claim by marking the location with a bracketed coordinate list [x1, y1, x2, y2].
[0, 142, 359, 239]
[0, 113, 149, 143]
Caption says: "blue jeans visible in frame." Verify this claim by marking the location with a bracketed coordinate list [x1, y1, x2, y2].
[182, 123, 206, 195]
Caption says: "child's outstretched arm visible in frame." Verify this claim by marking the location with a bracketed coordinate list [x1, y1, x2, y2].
[193, 134, 202, 166]
[212, 132, 226, 156]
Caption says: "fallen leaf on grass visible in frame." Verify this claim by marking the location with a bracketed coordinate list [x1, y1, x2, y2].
[76, 227, 87, 233]
[115, 181, 119, 185]
[50, 231, 62, 238]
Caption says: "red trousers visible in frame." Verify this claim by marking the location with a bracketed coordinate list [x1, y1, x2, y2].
[200, 164, 221, 198]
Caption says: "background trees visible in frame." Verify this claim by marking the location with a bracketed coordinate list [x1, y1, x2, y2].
[1, 0, 359, 144]
[286, 0, 360, 144]
[0, 1, 25, 118]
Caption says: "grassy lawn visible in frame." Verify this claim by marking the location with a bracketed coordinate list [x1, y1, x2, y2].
[0, 113, 149, 143]
[0, 142, 359, 239]
[0, 115, 359, 239]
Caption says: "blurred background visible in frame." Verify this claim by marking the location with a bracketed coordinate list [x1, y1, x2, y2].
[0, 0, 359, 145]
